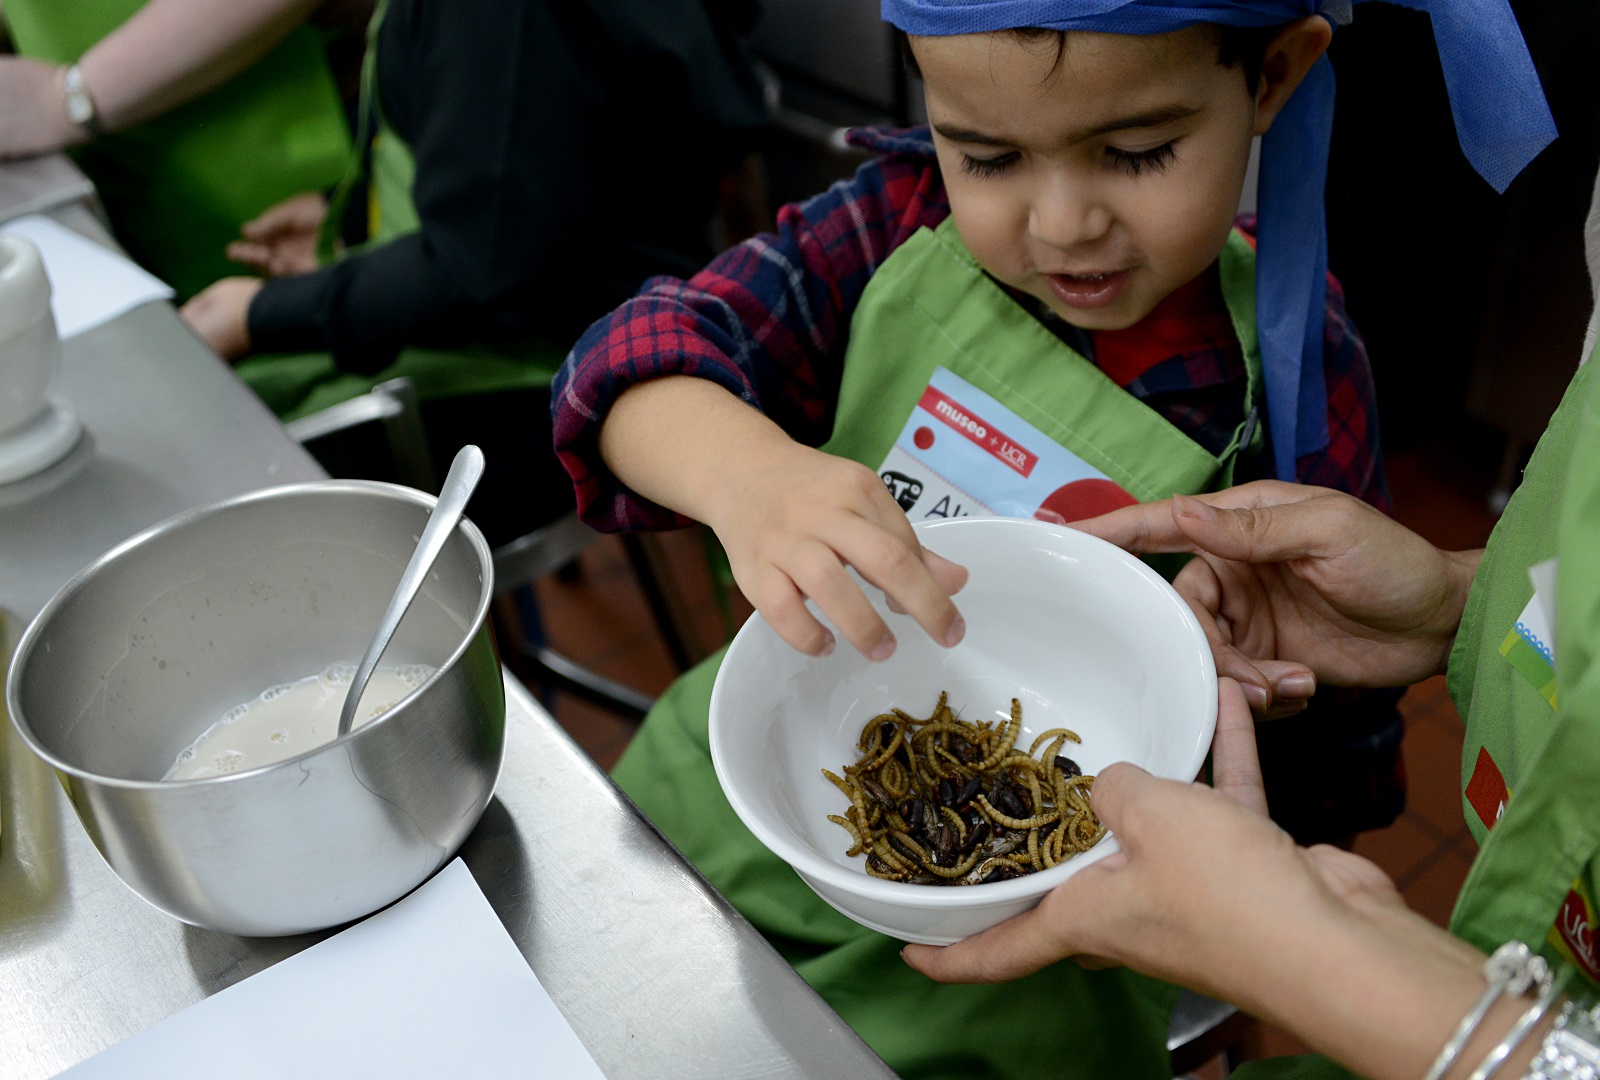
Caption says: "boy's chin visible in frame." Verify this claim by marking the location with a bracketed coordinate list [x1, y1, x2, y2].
[1036, 295, 1150, 333]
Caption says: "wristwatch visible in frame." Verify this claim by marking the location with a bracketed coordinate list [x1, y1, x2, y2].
[1526, 999, 1600, 1080]
[62, 65, 103, 137]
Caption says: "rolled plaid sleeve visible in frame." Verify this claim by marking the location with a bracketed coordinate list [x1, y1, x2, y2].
[552, 129, 949, 532]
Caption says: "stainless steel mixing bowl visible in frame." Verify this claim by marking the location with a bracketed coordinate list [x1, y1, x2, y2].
[5, 479, 505, 936]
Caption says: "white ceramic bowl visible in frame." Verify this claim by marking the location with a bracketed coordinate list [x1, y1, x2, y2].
[709, 516, 1217, 945]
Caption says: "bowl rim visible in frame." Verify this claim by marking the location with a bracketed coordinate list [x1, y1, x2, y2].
[709, 514, 1218, 910]
[5, 477, 497, 790]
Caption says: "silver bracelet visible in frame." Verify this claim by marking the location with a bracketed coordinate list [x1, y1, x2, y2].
[1468, 968, 1569, 1080]
[1426, 942, 1552, 1080]
[1524, 997, 1600, 1080]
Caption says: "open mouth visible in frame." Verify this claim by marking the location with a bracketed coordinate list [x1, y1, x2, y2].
[1044, 269, 1132, 310]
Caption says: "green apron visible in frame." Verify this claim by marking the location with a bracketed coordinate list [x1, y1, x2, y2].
[2, 0, 350, 300]
[234, 0, 564, 422]
[1234, 345, 1600, 1080]
[612, 218, 1264, 1080]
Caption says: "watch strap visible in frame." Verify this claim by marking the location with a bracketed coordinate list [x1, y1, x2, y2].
[62, 65, 103, 137]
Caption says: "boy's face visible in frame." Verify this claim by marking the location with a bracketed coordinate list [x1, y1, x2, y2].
[914, 27, 1262, 331]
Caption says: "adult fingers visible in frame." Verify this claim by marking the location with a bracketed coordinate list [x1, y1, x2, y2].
[1210, 678, 1268, 816]
[1070, 499, 1198, 555]
[225, 241, 271, 272]
[900, 887, 1085, 983]
[1173, 558, 1276, 706]
[1256, 660, 1315, 719]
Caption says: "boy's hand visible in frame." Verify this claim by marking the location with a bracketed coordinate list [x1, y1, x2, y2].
[598, 376, 967, 661]
[226, 192, 327, 277]
[704, 438, 968, 659]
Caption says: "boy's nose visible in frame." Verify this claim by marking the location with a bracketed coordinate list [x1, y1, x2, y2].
[1029, 182, 1113, 253]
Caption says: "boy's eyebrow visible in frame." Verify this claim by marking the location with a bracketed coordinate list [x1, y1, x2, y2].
[932, 104, 1202, 147]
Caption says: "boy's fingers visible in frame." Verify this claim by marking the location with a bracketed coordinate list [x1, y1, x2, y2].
[921, 548, 969, 598]
[784, 540, 898, 660]
[751, 572, 837, 657]
[839, 520, 964, 652]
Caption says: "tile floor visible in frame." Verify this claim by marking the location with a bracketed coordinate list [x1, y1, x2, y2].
[501, 427, 1506, 1072]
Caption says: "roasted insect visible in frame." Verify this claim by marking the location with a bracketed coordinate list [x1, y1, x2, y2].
[823, 691, 1104, 885]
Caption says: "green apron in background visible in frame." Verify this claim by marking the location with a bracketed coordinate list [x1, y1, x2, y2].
[3, 0, 351, 300]
[234, 0, 563, 422]
[612, 218, 1265, 1080]
[1234, 347, 1600, 1080]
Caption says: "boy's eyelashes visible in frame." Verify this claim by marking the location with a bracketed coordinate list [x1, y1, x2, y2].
[959, 151, 1020, 179]
[1105, 142, 1178, 176]
[956, 142, 1180, 180]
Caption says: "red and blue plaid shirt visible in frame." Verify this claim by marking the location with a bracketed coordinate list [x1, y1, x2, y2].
[553, 126, 1390, 531]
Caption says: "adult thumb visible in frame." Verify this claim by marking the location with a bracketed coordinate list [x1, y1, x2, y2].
[1088, 761, 1156, 841]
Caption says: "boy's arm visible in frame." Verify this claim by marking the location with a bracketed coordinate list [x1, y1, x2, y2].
[553, 138, 948, 532]
[558, 136, 960, 657]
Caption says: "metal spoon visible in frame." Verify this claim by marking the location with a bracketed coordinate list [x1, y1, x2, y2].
[337, 444, 486, 737]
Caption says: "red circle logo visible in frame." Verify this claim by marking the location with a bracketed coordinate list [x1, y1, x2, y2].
[1034, 478, 1138, 525]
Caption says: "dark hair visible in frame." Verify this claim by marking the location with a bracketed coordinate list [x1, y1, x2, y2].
[897, 24, 1276, 95]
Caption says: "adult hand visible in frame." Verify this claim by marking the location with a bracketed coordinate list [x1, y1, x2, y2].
[0, 59, 86, 161]
[179, 277, 263, 361]
[1074, 482, 1481, 716]
[226, 192, 327, 277]
[704, 438, 968, 660]
[903, 678, 1403, 998]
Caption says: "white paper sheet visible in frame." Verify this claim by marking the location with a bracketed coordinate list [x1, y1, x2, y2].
[0, 214, 174, 338]
[59, 860, 607, 1079]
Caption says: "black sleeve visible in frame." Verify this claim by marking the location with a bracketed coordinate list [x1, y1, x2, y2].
[247, 0, 610, 374]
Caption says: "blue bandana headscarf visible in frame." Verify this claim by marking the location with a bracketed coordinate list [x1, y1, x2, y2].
[884, 0, 1556, 479]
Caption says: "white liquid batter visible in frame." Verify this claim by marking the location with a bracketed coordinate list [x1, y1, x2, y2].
[164, 662, 435, 781]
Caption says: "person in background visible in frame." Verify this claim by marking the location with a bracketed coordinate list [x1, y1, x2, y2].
[0, 0, 356, 299]
[178, 0, 769, 548]
[549, 0, 1552, 1074]
[906, 162, 1600, 1080]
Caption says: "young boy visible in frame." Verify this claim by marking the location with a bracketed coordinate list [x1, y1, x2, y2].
[553, 3, 1552, 1077]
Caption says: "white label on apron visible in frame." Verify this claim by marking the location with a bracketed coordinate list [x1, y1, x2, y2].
[1511, 590, 1557, 675]
[876, 366, 1137, 523]
[1529, 557, 1559, 666]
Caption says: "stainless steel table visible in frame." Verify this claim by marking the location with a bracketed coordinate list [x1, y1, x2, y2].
[0, 158, 893, 1079]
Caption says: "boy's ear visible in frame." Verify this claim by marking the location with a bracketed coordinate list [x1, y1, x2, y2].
[1252, 16, 1334, 136]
